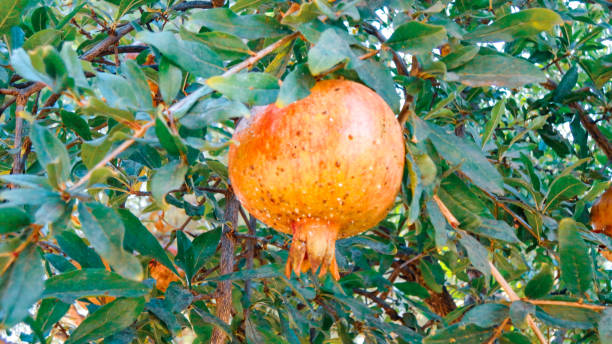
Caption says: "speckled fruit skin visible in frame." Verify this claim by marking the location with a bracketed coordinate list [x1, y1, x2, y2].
[591, 186, 612, 238]
[228, 79, 405, 279]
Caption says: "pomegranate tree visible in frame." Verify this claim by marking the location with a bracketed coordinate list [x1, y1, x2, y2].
[228, 79, 405, 279]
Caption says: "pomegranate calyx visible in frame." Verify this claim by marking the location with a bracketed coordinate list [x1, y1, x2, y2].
[285, 220, 340, 280]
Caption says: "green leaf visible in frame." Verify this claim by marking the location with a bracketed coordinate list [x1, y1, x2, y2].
[137, 31, 224, 78]
[423, 324, 494, 344]
[0, 0, 29, 34]
[545, 175, 588, 210]
[118, 208, 178, 276]
[447, 54, 546, 88]
[207, 72, 280, 106]
[338, 236, 397, 255]
[509, 301, 534, 329]
[61, 111, 91, 140]
[524, 265, 554, 299]
[174, 230, 195, 282]
[43, 269, 151, 302]
[60, 41, 88, 88]
[536, 304, 600, 329]
[458, 232, 490, 278]
[437, 174, 490, 229]
[116, 0, 154, 19]
[599, 308, 612, 344]
[81, 97, 135, 124]
[65, 297, 145, 344]
[0, 245, 44, 326]
[120, 60, 153, 110]
[500, 332, 531, 344]
[181, 30, 251, 60]
[55, 230, 105, 269]
[552, 66, 578, 102]
[405, 150, 424, 225]
[155, 117, 186, 157]
[191, 228, 221, 275]
[22, 28, 61, 50]
[96, 70, 150, 111]
[212, 264, 283, 281]
[558, 218, 592, 295]
[276, 64, 315, 108]
[191, 8, 291, 40]
[414, 117, 504, 194]
[33, 298, 70, 334]
[0, 207, 30, 234]
[31, 123, 71, 184]
[78, 202, 143, 280]
[81, 136, 112, 171]
[395, 281, 430, 300]
[481, 98, 505, 149]
[151, 160, 188, 205]
[386, 21, 446, 55]
[159, 57, 183, 104]
[307, 29, 356, 76]
[462, 303, 508, 328]
[354, 58, 401, 113]
[464, 8, 562, 43]
[441, 45, 479, 69]
[10, 48, 54, 86]
[469, 218, 519, 243]
[419, 259, 443, 294]
[180, 97, 249, 129]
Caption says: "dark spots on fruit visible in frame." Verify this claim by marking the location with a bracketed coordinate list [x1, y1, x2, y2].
[291, 152, 297, 158]
[334, 88, 340, 91]
[270, 198, 276, 204]
[322, 110, 328, 115]
[351, 175, 355, 179]
[249, 165, 255, 170]
[308, 131, 313, 136]
[296, 130, 301, 136]
[335, 161, 341, 168]
[322, 199, 327, 204]
[343, 193, 349, 200]
[348, 134, 353, 140]
[279, 167, 285, 172]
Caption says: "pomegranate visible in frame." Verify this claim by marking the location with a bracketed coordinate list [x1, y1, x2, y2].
[228, 79, 404, 279]
[591, 186, 612, 238]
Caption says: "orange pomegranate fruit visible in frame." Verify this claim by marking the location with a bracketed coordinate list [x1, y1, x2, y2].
[228, 79, 405, 279]
[591, 185, 612, 238]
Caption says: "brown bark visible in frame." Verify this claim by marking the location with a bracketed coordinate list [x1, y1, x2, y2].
[210, 191, 240, 344]
[572, 103, 612, 162]
[395, 260, 456, 316]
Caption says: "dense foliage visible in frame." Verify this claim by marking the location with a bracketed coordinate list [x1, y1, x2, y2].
[0, 0, 611, 343]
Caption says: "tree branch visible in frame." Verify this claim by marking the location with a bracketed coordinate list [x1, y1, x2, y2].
[572, 103, 612, 162]
[210, 190, 239, 344]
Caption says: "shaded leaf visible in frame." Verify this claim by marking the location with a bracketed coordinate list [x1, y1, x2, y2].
[558, 218, 592, 295]
[386, 21, 447, 55]
[0, 245, 44, 326]
[465, 8, 562, 43]
[43, 269, 151, 302]
[65, 297, 145, 344]
[447, 54, 546, 88]
[462, 303, 508, 328]
[151, 160, 188, 205]
[118, 208, 178, 275]
[78, 202, 143, 280]
[423, 324, 494, 344]
[524, 265, 554, 299]
[191, 8, 291, 40]
[0, 207, 30, 234]
[276, 64, 315, 108]
[207, 72, 279, 106]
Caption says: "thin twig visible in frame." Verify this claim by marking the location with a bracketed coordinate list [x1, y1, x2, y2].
[70, 121, 155, 190]
[489, 262, 547, 344]
[433, 194, 460, 228]
[524, 299, 606, 312]
[486, 317, 510, 344]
